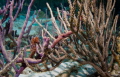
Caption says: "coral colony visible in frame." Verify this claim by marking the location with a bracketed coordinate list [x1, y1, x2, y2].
[0, 0, 120, 77]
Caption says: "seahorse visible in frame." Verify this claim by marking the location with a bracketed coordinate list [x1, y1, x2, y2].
[29, 37, 40, 58]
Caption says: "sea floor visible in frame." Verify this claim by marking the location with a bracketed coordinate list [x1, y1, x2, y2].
[19, 61, 96, 77]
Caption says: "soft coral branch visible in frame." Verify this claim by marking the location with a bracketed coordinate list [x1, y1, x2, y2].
[17, 0, 34, 53]
[51, 31, 73, 48]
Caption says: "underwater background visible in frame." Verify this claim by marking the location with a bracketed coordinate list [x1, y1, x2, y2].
[0, 0, 120, 29]
[0, 0, 120, 77]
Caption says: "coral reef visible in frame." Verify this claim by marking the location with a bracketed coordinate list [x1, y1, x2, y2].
[0, 0, 119, 77]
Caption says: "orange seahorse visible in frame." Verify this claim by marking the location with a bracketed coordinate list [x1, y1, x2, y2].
[29, 37, 40, 58]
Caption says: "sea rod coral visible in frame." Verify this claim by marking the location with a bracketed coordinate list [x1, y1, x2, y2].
[0, 0, 120, 77]
[35, 0, 119, 77]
